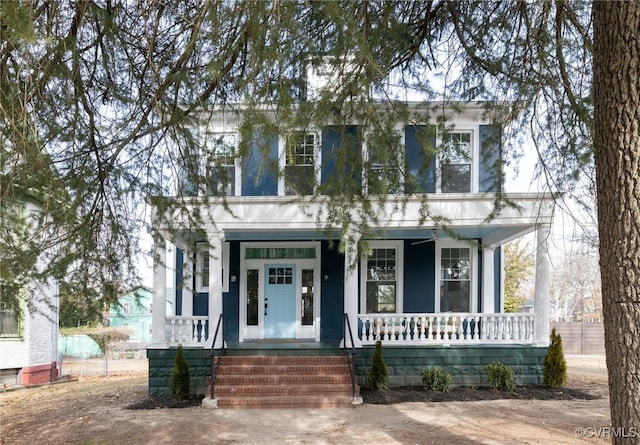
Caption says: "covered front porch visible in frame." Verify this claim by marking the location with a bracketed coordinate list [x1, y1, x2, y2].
[149, 194, 554, 350]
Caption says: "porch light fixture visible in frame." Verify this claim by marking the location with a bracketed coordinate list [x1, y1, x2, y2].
[230, 271, 238, 283]
[323, 269, 330, 282]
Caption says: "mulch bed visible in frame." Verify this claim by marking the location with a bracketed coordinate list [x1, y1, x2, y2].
[126, 385, 600, 409]
[361, 385, 601, 404]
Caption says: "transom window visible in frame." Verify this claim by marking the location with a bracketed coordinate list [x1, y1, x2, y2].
[284, 132, 316, 195]
[362, 242, 404, 314]
[206, 133, 237, 196]
[440, 131, 472, 193]
[439, 247, 471, 312]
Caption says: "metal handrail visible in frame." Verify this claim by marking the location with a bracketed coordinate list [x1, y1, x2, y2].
[209, 313, 225, 400]
[343, 313, 357, 399]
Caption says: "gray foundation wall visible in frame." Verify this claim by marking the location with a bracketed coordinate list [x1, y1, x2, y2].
[354, 344, 548, 387]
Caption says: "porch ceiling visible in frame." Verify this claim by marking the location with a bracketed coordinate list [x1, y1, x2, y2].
[218, 225, 534, 247]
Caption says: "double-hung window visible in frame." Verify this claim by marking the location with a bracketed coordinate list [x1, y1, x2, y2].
[284, 132, 317, 195]
[362, 241, 403, 313]
[440, 131, 472, 193]
[436, 243, 477, 312]
[205, 133, 237, 196]
[366, 131, 403, 195]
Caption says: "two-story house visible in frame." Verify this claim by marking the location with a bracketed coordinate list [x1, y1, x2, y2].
[147, 65, 554, 407]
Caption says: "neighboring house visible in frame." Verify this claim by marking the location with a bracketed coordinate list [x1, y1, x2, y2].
[148, 61, 554, 399]
[0, 196, 59, 386]
[108, 285, 174, 344]
[109, 286, 154, 342]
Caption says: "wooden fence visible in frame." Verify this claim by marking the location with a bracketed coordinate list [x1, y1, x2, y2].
[550, 322, 605, 355]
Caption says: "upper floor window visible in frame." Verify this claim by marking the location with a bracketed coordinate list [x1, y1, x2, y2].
[283, 132, 317, 195]
[366, 133, 403, 195]
[439, 131, 473, 193]
[205, 133, 238, 196]
[361, 241, 404, 313]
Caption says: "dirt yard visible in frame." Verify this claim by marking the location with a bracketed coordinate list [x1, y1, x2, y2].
[1, 355, 611, 444]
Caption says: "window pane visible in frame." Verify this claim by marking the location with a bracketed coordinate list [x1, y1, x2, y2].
[202, 250, 209, 288]
[366, 248, 397, 313]
[301, 269, 314, 325]
[285, 166, 314, 195]
[246, 269, 259, 326]
[441, 164, 471, 193]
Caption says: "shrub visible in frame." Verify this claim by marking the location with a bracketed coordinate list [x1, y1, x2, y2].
[367, 340, 389, 390]
[543, 327, 567, 389]
[421, 367, 451, 392]
[169, 344, 191, 400]
[486, 362, 515, 391]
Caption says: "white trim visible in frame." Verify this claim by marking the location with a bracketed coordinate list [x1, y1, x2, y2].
[435, 126, 479, 194]
[239, 241, 321, 341]
[434, 240, 478, 313]
[360, 240, 404, 314]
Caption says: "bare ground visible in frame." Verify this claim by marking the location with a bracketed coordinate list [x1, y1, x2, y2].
[1, 355, 611, 444]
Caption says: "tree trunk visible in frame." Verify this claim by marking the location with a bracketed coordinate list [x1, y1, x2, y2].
[593, 3, 640, 443]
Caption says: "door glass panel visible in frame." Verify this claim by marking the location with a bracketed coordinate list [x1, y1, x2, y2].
[246, 269, 259, 325]
[301, 269, 314, 326]
[440, 247, 471, 312]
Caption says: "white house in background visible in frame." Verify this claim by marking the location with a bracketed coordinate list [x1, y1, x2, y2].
[146, 61, 554, 401]
[0, 196, 59, 386]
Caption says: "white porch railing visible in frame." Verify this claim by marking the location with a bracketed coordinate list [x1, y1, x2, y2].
[165, 316, 209, 345]
[357, 313, 536, 345]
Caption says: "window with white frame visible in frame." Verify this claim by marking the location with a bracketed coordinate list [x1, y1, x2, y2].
[196, 242, 230, 293]
[437, 244, 475, 312]
[440, 131, 472, 193]
[0, 289, 20, 338]
[362, 241, 403, 313]
[284, 132, 317, 195]
[205, 133, 237, 196]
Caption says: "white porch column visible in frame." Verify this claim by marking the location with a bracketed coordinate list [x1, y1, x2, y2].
[343, 232, 362, 347]
[534, 224, 551, 346]
[482, 247, 496, 313]
[151, 239, 167, 344]
[208, 234, 224, 348]
[181, 249, 194, 317]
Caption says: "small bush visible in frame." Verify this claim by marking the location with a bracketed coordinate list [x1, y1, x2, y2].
[169, 345, 191, 400]
[486, 362, 515, 391]
[421, 367, 451, 392]
[543, 327, 567, 389]
[367, 340, 389, 390]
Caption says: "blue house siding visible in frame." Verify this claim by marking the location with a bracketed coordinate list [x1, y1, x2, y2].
[320, 126, 362, 196]
[403, 240, 436, 312]
[404, 125, 437, 193]
[320, 241, 345, 341]
[241, 132, 278, 196]
[478, 124, 502, 193]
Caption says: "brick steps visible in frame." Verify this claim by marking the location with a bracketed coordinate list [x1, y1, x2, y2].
[205, 355, 360, 408]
